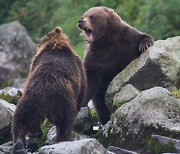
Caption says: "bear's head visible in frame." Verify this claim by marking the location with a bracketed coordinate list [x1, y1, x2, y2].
[77, 6, 122, 44]
[37, 27, 73, 53]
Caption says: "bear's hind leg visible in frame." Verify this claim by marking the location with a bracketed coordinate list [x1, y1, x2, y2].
[54, 107, 76, 142]
[82, 71, 99, 107]
[13, 138, 27, 154]
[92, 81, 111, 125]
[56, 125, 72, 142]
[12, 105, 28, 154]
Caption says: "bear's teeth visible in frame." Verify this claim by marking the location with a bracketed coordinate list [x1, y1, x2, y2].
[85, 34, 93, 43]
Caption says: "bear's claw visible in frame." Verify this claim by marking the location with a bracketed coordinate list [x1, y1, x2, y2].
[13, 139, 27, 154]
[139, 39, 154, 52]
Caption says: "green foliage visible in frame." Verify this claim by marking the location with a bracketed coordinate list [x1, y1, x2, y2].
[0, 92, 21, 105]
[172, 89, 180, 99]
[0, 0, 179, 57]
[113, 101, 124, 113]
[147, 139, 176, 154]
[27, 119, 53, 152]
[140, 0, 180, 40]
[38, 119, 53, 148]
[90, 108, 98, 119]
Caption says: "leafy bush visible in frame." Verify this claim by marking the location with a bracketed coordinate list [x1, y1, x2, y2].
[0, 0, 179, 57]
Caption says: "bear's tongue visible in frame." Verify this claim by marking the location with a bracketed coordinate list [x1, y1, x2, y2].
[85, 33, 92, 43]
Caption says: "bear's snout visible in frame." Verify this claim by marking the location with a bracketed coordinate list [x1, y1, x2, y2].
[77, 19, 84, 29]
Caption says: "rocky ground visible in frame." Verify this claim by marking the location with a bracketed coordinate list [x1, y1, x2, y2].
[0, 21, 180, 154]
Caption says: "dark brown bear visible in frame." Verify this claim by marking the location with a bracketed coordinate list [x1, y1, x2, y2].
[77, 6, 154, 125]
[12, 27, 86, 153]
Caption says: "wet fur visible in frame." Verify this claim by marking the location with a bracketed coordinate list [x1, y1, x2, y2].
[12, 27, 86, 153]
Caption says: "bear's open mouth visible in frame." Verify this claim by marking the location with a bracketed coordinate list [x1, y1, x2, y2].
[82, 28, 93, 43]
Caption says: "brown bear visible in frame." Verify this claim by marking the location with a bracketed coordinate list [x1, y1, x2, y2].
[77, 6, 154, 125]
[12, 27, 86, 153]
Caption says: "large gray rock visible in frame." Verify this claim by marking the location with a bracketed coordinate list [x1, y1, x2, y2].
[113, 84, 140, 104]
[151, 135, 180, 152]
[0, 21, 35, 86]
[112, 84, 139, 111]
[106, 36, 180, 106]
[140, 134, 180, 153]
[102, 87, 180, 150]
[46, 126, 89, 145]
[107, 146, 138, 154]
[0, 99, 16, 144]
[36, 138, 108, 154]
[0, 87, 22, 96]
[0, 141, 13, 154]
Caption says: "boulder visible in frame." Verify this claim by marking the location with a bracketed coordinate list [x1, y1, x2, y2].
[75, 107, 97, 134]
[107, 146, 138, 154]
[46, 126, 56, 145]
[0, 87, 22, 105]
[0, 99, 16, 144]
[0, 21, 35, 87]
[37, 138, 109, 154]
[0, 141, 13, 154]
[112, 84, 139, 112]
[151, 135, 180, 153]
[140, 134, 180, 153]
[106, 36, 180, 107]
[46, 126, 89, 145]
[102, 87, 180, 150]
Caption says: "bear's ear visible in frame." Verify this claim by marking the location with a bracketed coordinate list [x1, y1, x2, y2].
[109, 8, 114, 13]
[55, 27, 62, 33]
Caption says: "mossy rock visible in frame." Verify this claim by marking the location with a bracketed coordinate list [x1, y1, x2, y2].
[172, 89, 180, 99]
[0, 91, 21, 105]
[112, 101, 124, 113]
[75, 107, 98, 135]
[146, 139, 176, 154]
[98, 123, 180, 151]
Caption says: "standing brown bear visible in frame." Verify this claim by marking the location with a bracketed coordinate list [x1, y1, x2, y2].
[12, 27, 86, 153]
[77, 6, 154, 125]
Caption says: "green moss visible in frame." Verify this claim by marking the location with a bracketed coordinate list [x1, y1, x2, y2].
[0, 92, 22, 105]
[147, 139, 176, 154]
[139, 124, 180, 148]
[27, 119, 53, 152]
[113, 101, 124, 113]
[38, 119, 53, 147]
[99, 122, 180, 151]
[89, 108, 98, 120]
[172, 89, 180, 98]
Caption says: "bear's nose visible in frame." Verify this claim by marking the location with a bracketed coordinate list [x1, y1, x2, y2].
[78, 19, 84, 28]
[78, 19, 83, 24]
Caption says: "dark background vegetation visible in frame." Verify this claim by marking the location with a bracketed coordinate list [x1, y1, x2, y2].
[0, 0, 180, 57]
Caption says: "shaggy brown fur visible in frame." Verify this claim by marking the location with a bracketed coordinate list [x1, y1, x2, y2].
[77, 6, 154, 125]
[12, 27, 86, 153]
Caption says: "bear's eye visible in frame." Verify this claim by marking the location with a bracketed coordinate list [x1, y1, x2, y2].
[89, 15, 94, 20]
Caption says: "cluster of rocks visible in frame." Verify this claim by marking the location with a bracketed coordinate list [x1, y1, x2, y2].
[0, 21, 180, 153]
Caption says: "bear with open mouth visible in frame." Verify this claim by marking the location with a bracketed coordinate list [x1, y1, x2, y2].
[77, 6, 154, 125]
